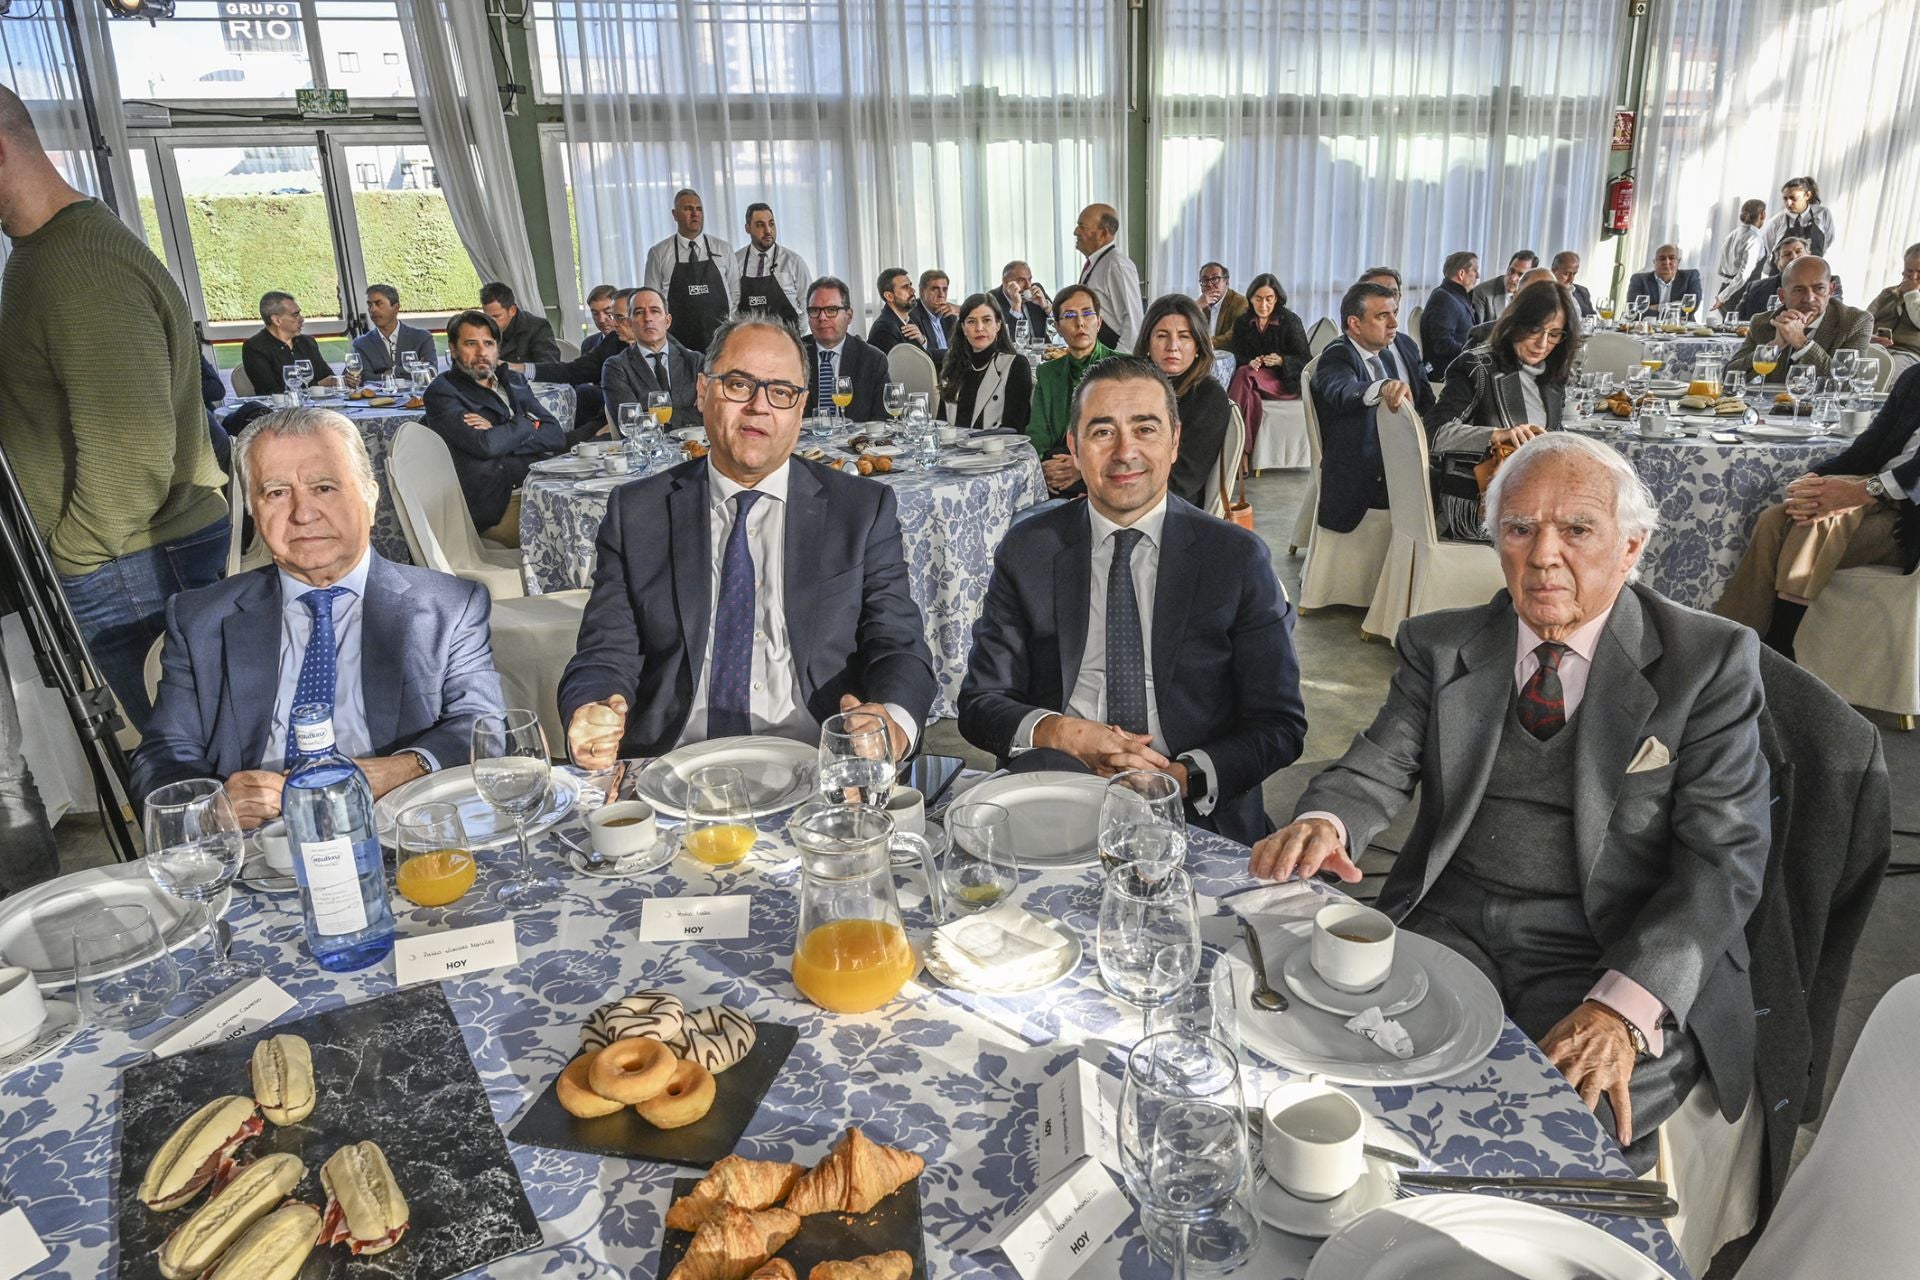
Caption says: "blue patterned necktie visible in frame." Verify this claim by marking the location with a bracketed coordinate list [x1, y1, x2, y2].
[286, 585, 349, 762]
[1105, 528, 1149, 736]
[707, 491, 763, 740]
[815, 348, 835, 413]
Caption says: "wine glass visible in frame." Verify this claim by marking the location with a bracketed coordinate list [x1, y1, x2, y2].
[1118, 1030, 1244, 1210]
[647, 390, 673, 430]
[142, 778, 256, 997]
[1680, 292, 1698, 319]
[1097, 863, 1200, 1006]
[343, 349, 363, 389]
[470, 709, 559, 907]
[680, 765, 756, 867]
[1146, 944, 1240, 1058]
[882, 382, 907, 422]
[281, 363, 305, 405]
[1146, 1099, 1260, 1278]
[1751, 342, 1782, 384]
[817, 709, 895, 808]
[1787, 363, 1817, 410]
[832, 375, 854, 420]
[939, 801, 1019, 915]
[1829, 349, 1860, 385]
[1851, 365, 1877, 404]
[394, 802, 478, 909]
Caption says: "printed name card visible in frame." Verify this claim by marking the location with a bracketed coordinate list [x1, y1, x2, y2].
[0, 1207, 50, 1280]
[151, 976, 298, 1059]
[638, 895, 753, 941]
[1035, 1056, 1123, 1184]
[395, 921, 519, 986]
[985, 1159, 1130, 1280]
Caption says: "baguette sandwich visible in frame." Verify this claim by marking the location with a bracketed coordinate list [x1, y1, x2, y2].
[156, 1153, 304, 1280]
[319, 1140, 410, 1255]
[136, 1096, 264, 1212]
[250, 1034, 317, 1126]
[201, 1202, 321, 1280]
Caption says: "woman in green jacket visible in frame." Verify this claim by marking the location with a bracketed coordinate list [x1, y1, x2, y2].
[1027, 283, 1114, 495]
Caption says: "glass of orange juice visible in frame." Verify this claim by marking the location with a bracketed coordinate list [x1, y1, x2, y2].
[788, 803, 914, 1014]
[394, 802, 478, 908]
[679, 765, 757, 867]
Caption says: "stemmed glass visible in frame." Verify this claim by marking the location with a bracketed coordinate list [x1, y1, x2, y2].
[939, 801, 1019, 915]
[1680, 292, 1698, 320]
[343, 349, 363, 389]
[470, 709, 559, 907]
[882, 382, 907, 423]
[1147, 1100, 1261, 1278]
[817, 709, 895, 807]
[1787, 363, 1817, 412]
[1097, 863, 1201, 1005]
[832, 375, 854, 421]
[1829, 349, 1860, 386]
[1147, 944, 1240, 1055]
[282, 363, 306, 406]
[1098, 770, 1184, 877]
[647, 390, 673, 431]
[1851, 364, 1878, 406]
[1119, 1031, 1254, 1273]
[142, 778, 256, 997]
[617, 402, 646, 461]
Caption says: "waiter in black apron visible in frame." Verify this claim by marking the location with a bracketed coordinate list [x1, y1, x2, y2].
[736, 202, 808, 326]
[738, 244, 799, 325]
[668, 235, 730, 353]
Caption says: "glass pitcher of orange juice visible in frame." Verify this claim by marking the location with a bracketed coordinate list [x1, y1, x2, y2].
[1687, 356, 1724, 401]
[789, 803, 914, 1014]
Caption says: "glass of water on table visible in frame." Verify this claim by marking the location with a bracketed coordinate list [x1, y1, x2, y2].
[470, 709, 560, 907]
[142, 777, 256, 997]
[817, 709, 895, 807]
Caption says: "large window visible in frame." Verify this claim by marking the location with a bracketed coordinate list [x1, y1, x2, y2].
[108, 0, 413, 103]
[342, 141, 480, 316]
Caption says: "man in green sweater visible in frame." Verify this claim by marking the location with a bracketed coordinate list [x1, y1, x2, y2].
[0, 87, 227, 731]
[1026, 283, 1114, 498]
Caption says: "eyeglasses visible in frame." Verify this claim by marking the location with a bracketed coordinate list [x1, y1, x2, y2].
[1058, 308, 1100, 323]
[805, 305, 848, 317]
[1198, 274, 1226, 285]
[1525, 326, 1569, 343]
[710, 370, 805, 409]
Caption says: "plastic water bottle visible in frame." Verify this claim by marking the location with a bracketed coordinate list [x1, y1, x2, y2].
[281, 703, 395, 971]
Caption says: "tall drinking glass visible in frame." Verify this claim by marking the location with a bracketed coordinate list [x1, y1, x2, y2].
[470, 709, 558, 907]
[1146, 1100, 1260, 1278]
[73, 903, 180, 1030]
[1098, 863, 1200, 1005]
[817, 710, 895, 808]
[394, 802, 478, 909]
[142, 778, 255, 996]
[1098, 770, 1185, 876]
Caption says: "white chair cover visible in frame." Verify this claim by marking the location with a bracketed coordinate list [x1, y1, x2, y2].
[1205, 404, 1247, 517]
[224, 451, 271, 577]
[1296, 352, 1394, 613]
[1656, 1074, 1765, 1277]
[142, 635, 164, 706]
[488, 590, 589, 754]
[1581, 331, 1649, 382]
[1360, 401, 1505, 640]
[1404, 305, 1424, 355]
[1858, 341, 1896, 391]
[1289, 475, 1317, 554]
[1737, 976, 1920, 1279]
[229, 362, 255, 398]
[887, 343, 942, 415]
[1250, 398, 1311, 471]
[1795, 564, 1920, 717]
[384, 422, 527, 601]
[1305, 316, 1338, 356]
[556, 337, 582, 361]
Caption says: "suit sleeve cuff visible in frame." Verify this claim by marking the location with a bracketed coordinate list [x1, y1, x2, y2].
[1296, 810, 1351, 852]
[403, 748, 438, 775]
[1012, 709, 1056, 754]
[882, 703, 920, 756]
[1180, 750, 1219, 816]
[1587, 971, 1669, 1057]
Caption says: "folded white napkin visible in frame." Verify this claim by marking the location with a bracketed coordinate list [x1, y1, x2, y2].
[930, 901, 1071, 990]
[1219, 878, 1334, 923]
[1346, 1007, 1415, 1059]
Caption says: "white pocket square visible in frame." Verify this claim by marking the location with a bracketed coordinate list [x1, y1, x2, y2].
[1627, 736, 1672, 774]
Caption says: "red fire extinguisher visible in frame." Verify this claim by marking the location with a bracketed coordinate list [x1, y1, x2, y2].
[1606, 170, 1635, 235]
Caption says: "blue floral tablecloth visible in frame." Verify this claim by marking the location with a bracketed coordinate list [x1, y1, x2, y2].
[343, 406, 424, 566]
[1, 775, 1687, 1279]
[518, 440, 1051, 720]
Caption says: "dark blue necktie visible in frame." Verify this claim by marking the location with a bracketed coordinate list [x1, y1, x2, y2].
[815, 348, 835, 413]
[707, 491, 763, 740]
[1106, 528, 1149, 736]
[286, 586, 349, 762]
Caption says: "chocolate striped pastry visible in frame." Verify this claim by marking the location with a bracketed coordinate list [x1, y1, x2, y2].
[671, 1005, 757, 1074]
[581, 989, 686, 1051]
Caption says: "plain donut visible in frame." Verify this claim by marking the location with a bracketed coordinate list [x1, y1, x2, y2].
[634, 1058, 716, 1129]
[556, 1052, 625, 1118]
[586, 1037, 677, 1104]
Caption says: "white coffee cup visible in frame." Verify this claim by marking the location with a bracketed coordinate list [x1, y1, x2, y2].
[884, 786, 925, 836]
[937, 426, 962, 445]
[588, 801, 657, 859]
[1310, 902, 1396, 994]
[980, 436, 1007, 453]
[0, 966, 48, 1056]
[255, 820, 295, 874]
[604, 452, 631, 474]
[576, 440, 607, 459]
[1841, 408, 1873, 437]
[1262, 1077, 1366, 1201]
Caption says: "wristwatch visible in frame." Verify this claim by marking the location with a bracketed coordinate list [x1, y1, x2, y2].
[1596, 1003, 1652, 1057]
[1866, 475, 1892, 503]
[1177, 754, 1208, 801]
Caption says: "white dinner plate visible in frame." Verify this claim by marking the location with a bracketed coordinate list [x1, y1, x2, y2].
[530, 458, 599, 477]
[574, 475, 637, 494]
[373, 765, 580, 849]
[1743, 423, 1821, 440]
[950, 771, 1107, 867]
[922, 917, 1082, 994]
[671, 427, 708, 442]
[632, 736, 818, 818]
[0, 862, 230, 991]
[1305, 1193, 1668, 1280]
[1647, 379, 1687, 393]
[1224, 919, 1502, 1086]
[1282, 943, 1430, 1017]
[861, 443, 905, 457]
[943, 451, 1022, 473]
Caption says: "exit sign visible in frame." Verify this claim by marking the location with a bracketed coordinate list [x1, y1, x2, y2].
[296, 88, 350, 116]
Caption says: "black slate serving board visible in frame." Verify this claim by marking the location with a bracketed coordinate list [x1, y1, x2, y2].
[510, 1022, 798, 1169]
[117, 985, 541, 1280]
[655, 1177, 927, 1280]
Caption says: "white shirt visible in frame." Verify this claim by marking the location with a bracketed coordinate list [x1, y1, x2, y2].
[679, 462, 918, 750]
[643, 232, 740, 302]
[732, 242, 813, 315]
[267, 550, 373, 771]
[1080, 242, 1145, 350]
[1516, 362, 1548, 428]
[1714, 224, 1766, 305]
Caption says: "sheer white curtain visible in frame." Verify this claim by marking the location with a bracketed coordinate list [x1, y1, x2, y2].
[1151, 0, 1622, 325]
[1632, 0, 1920, 304]
[397, 0, 547, 315]
[543, 0, 1125, 325]
[0, 2, 135, 224]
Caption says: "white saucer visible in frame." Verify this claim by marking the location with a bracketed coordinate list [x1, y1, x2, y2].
[0, 1000, 80, 1074]
[1281, 945, 1429, 1017]
[1253, 1157, 1397, 1239]
[558, 830, 675, 878]
[922, 918, 1082, 995]
[671, 426, 707, 442]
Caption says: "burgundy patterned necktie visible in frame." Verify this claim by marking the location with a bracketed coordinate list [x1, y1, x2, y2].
[1518, 642, 1569, 739]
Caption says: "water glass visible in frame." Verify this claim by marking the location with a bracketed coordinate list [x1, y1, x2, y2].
[343, 350, 363, 386]
[470, 709, 558, 907]
[1809, 392, 1840, 435]
[1146, 944, 1240, 1058]
[1098, 863, 1201, 1005]
[1118, 1030, 1244, 1204]
[680, 765, 757, 867]
[936, 800, 1019, 917]
[1098, 770, 1185, 875]
[1146, 1100, 1260, 1278]
[73, 903, 179, 1030]
[1787, 364, 1817, 404]
[1830, 349, 1860, 384]
[817, 710, 895, 808]
[142, 778, 254, 995]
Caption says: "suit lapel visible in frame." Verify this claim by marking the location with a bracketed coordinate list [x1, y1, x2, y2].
[1055, 507, 1093, 699]
[1571, 588, 1661, 887]
[1424, 602, 1517, 893]
[973, 357, 1010, 426]
[1151, 506, 1200, 724]
[221, 568, 284, 769]
[783, 463, 827, 689]
[669, 469, 712, 687]
[1544, 381, 1564, 431]
[359, 556, 406, 753]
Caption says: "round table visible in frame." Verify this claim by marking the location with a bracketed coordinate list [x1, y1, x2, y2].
[337, 404, 426, 566]
[1, 774, 1689, 1279]
[518, 436, 1050, 720]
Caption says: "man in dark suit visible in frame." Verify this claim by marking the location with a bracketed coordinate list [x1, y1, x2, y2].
[1470, 249, 1538, 323]
[1311, 281, 1436, 533]
[998, 260, 1051, 341]
[421, 310, 568, 543]
[517, 284, 627, 440]
[802, 276, 889, 420]
[1551, 251, 1595, 319]
[907, 269, 960, 360]
[1716, 361, 1920, 655]
[1420, 250, 1479, 377]
[1254, 432, 1772, 1174]
[601, 287, 703, 428]
[958, 358, 1306, 845]
[130, 407, 505, 824]
[1624, 245, 1706, 313]
[350, 283, 438, 382]
[480, 281, 561, 364]
[561, 315, 936, 765]
[867, 267, 929, 355]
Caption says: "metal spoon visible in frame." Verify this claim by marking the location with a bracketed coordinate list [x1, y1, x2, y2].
[1239, 918, 1289, 1011]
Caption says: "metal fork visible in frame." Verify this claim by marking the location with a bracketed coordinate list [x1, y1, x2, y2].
[1392, 1181, 1679, 1219]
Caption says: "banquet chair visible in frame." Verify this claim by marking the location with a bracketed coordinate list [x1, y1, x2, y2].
[1205, 405, 1247, 518]
[1858, 341, 1896, 391]
[1581, 331, 1647, 383]
[1288, 476, 1317, 555]
[1403, 306, 1423, 357]
[384, 422, 527, 602]
[143, 635, 164, 707]
[1305, 316, 1338, 356]
[1249, 396, 1311, 472]
[224, 456, 271, 576]
[229, 362, 255, 398]
[1794, 564, 1920, 728]
[887, 343, 941, 415]
[1734, 976, 1920, 1279]
[1360, 400, 1505, 640]
[556, 337, 581, 361]
[488, 591, 589, 754]
[1296, 352, 1394, 615]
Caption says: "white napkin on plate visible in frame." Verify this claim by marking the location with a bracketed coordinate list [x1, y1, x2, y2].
[1346, 1007, 1415, 1059]
[1218, 878, 1334, 923]
[930, 901, 1070, 990]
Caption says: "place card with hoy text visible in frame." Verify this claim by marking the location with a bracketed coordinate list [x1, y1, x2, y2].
[0, 1207, 50, 1280]
[1035, 1055, 1123, 1184]
[395, 921, 519, 986]
[978, 1158, 1130, 1280]
[638, 894, 753, 942]
[151, 975, 299, 1059]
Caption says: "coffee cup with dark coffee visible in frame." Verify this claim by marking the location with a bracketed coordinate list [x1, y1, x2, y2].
[1310, 903, 1396, 994]
[587, 800, 657, 861]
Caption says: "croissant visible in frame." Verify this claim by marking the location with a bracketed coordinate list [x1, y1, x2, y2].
[667, 1156, 807, 1230]
[785, 1129, 925, 1216]
[667, 1206, 802, 1280]
[749, 1264, 797, 1280]
[809, 1253, 912, 1280]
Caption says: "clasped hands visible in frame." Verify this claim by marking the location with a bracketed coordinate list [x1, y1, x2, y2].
[1033, 715, 1186, 794]
[1041, 452, 1081, 493]
[567, 693, 910, 771]
[1784, 472, 1872, 525]
[225, 754, 426, 829]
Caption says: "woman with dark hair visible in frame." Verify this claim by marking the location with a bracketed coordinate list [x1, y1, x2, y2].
[938, 292, 1032, 432]
[1763, 176, 1835, 259]
[1133, 293, 1231, 508]
[1428, 279, 1583, 540]
[1224, 273, 1311, 459]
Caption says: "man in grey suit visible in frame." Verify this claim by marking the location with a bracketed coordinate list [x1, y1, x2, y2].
[131, 407, 505, 826]
[1624, 245, 1706, 313]
[1550, 250, 1595, 319]
[1251, 433, 1771, 1173]
[601, 286, 704, 427]
[1470, 249, 1538, 323]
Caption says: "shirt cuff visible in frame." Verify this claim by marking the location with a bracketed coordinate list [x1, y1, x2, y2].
[1876, 469, 1919, 504]
[1362, 380, 1385, 407]
[1790, 340, 1818, 360]
[1180, 749, 1219, 816]
[405, 747, 439, 774]
[1012, 709, 1057, 755]
[1587, 971, 1669, 1058]
[1295, 810, 1351, 854]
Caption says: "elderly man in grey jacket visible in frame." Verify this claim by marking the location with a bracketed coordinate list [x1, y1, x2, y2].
[1252, 433, 1771, 1174]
